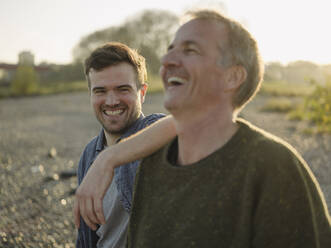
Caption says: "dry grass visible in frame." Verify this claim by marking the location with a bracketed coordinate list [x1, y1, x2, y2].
[260, 97, 297, 113]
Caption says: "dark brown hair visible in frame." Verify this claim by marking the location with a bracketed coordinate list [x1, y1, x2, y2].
[84, 42, 147, 89]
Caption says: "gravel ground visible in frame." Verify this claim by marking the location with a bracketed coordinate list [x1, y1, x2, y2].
[0, 91, 330, 247]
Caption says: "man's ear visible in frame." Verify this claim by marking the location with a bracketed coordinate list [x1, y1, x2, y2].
[140, 83, 148, 103]
[224, 65, 247, 92]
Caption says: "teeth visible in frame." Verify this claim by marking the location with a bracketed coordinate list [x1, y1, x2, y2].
[168, 77, 187, 85]
[104, 110, 123, 116]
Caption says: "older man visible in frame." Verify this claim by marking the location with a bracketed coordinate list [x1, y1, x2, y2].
[74, 42, 164, 247]
[75, 10, 331, 248]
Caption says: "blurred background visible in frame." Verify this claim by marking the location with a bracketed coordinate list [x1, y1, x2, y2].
[0, 0, 330, 247]
[1, 0, 331, 96]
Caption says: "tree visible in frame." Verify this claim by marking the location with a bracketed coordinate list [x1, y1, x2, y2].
[72, 9, 179, 75]
[11, 65, 38, 95]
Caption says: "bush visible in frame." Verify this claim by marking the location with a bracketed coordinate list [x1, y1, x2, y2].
[289, 78, 331, 133]
[303, 80, 331, 132]
[11, 65, 38, 96]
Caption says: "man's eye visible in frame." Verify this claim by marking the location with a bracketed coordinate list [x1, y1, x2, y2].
[94, 90, 105, 94]
[119, 88, 130, 92]
[184, 48, 198, 54]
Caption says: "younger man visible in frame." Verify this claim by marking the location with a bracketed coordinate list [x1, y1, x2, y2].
[74, 42, 164, 247]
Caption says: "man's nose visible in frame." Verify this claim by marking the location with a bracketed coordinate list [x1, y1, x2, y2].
[161, 49, 180, 68]
[105, 91, 120, 106]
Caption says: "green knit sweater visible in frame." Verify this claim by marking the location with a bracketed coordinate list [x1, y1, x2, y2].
[128, 119, 331, 248]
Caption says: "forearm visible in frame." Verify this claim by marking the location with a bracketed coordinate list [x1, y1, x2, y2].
[100, 115, 176, 169]
[74, 116, 176, 229]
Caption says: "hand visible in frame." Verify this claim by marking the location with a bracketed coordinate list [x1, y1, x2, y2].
[73, 149, 115, 230]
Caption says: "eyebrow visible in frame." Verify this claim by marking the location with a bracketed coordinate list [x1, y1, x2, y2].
[167, 40, 200, 51]
[91, 86, 105, 92]
[91, 83, 135, 93]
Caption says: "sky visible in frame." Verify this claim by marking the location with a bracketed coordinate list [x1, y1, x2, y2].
[1, 0, 330, 65]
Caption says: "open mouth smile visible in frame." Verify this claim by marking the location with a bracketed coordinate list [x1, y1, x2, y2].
[103, 109, 125, 116]
[167, 76, 187, 86]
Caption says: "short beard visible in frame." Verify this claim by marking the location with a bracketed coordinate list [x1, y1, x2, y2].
[102, 121, 131, 137]
[100, 111, 141, 137]
[96, 102, 142, 138]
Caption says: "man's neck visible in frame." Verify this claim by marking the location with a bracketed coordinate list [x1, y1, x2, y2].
[103, 114, 142, 146]
[104, 131, 121, 147]
[173, 109, 238, 166]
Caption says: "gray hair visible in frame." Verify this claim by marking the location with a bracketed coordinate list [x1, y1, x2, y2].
[184, 9, 264, 111]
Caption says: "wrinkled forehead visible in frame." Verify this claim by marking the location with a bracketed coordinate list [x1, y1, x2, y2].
[172, 19, 229, 47]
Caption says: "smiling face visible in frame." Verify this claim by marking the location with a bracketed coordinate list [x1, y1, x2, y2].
[89, 62, 147, 137]
[160, 19, 232, 117]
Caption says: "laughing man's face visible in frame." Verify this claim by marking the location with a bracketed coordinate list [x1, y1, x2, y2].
[89, 62, 146, 136]
[160, 19, 231, 116]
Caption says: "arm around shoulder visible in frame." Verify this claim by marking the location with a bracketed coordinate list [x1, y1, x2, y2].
[100, 115, 176, 169]
[74, 115, 176, 230]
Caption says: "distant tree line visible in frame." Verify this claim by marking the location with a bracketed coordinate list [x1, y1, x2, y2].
[38, 62, 85, 84]
[30, 9, 178, 85]
[265, 61, 331, 85]
[7, 62, 86, 96]
[9, 8, 331, 96]
[1, 9, 179, 97]
[72, 9, 179, 76]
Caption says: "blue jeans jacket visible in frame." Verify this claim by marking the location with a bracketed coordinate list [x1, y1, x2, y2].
[76, 113, 165, 248]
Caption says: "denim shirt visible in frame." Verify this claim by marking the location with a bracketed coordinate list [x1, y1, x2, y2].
[76, 113, 165, 248]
